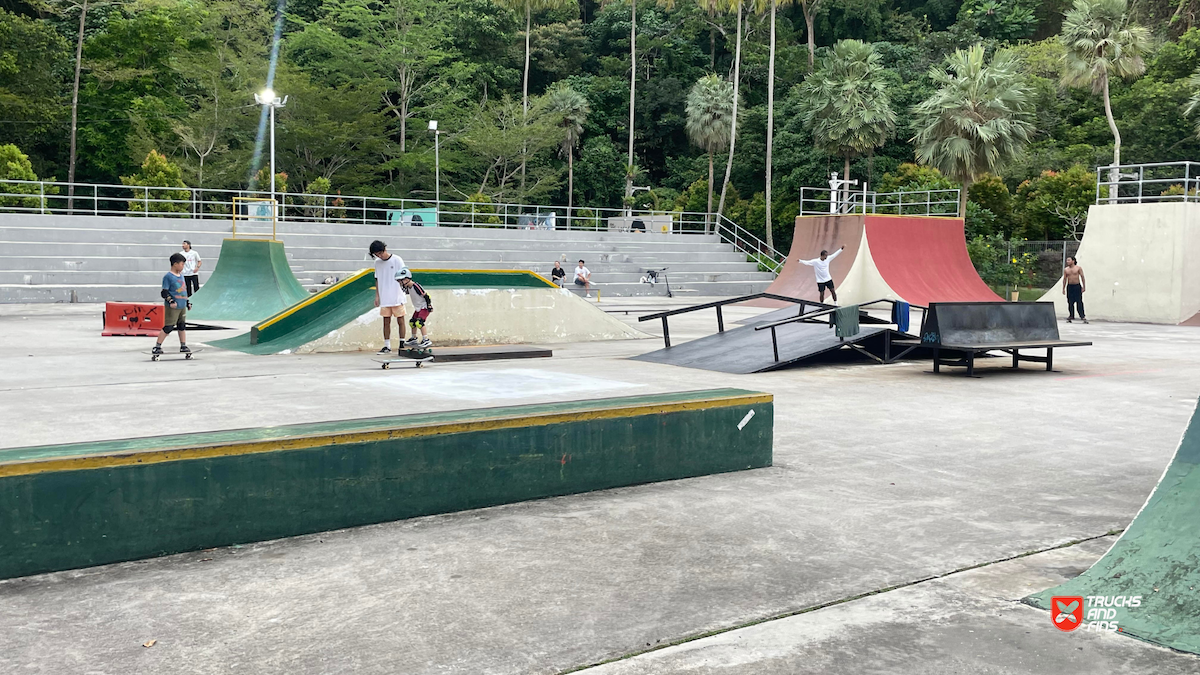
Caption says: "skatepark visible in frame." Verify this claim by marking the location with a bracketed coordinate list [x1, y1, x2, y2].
[3, 183, 1200, 674]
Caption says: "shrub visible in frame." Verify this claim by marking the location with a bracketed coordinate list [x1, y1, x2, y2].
[121, 150, 189, 214]
[0, 144, 44, 210]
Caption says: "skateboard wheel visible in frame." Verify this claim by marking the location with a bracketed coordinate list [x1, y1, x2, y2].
[415, 362, 423, 368]
[152, 355, 160, 361]
[185, 354, 192, 360]
[382, 363, 390, 370]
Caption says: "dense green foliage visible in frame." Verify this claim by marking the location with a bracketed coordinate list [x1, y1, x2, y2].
[4, 0, 1200, 253]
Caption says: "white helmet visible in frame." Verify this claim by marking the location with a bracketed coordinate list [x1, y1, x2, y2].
[395, 267, 412, 281]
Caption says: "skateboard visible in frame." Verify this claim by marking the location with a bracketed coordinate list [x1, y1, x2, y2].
[372, 347, 433, 369]
[147, 348, 203, 362]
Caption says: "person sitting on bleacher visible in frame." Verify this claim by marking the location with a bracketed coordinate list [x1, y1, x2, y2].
[550, 261, 566, 287]
[573, 259, 592, 298]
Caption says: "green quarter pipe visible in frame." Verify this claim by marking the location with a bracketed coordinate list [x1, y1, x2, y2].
[188, 238, 311, 321]
[1024, 395, 1200, 654]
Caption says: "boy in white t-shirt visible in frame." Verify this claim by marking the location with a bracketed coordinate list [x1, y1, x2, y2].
[369, 240, 406, 354]
[180, 240, 202, 296]
[573, 259, 592, 297]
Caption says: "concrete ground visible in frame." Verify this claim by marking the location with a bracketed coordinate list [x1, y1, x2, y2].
[2, 299, 1199, 674]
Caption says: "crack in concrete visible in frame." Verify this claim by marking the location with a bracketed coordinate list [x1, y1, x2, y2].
[561, 529, 1123, 674]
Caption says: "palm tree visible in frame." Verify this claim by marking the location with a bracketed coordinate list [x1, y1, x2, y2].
[499, 0, 573, 197]
[797, 39, 896, 209]
[912, 45, 1035, 218]
[1060, 0, 1149, 186]
[544, 84, 591, 228]
[1183, 71, 1200, 138]
[716, 0, 743, 220]
[686, 74, 735, 231]
[754, 0, 794, 249]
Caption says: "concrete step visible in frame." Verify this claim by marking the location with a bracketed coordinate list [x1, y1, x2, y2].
[291, 259, 765, 274]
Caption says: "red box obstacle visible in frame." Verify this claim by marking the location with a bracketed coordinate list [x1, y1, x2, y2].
[102, 302, 164, 336]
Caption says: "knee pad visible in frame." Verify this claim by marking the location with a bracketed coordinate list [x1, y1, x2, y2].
[176, 318, 187, 331]
[162, 324, 175, 335]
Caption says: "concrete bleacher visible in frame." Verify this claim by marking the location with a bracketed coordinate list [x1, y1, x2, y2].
[0, 214, 775, 303]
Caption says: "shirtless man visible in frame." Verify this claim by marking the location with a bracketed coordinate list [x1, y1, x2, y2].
[799, 246, 845, 304]
[1061, 256, 1088, 324]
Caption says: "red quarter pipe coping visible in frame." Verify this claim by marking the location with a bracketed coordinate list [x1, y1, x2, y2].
[863, 216, 1002, 306]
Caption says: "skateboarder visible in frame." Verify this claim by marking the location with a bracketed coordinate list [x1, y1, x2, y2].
[799, 246, 845, 304]
[180, 240, 202, 296]
[1062, 256, 1088, 324]
[370, 240, 406, 354]
[399, 269, 434, 349]
[153, 253, 191, 355]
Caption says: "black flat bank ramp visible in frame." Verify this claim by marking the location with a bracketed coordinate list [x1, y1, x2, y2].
[632, 321, 890, 374]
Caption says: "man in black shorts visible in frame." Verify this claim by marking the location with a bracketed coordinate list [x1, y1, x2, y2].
[799, 245, 845, 304]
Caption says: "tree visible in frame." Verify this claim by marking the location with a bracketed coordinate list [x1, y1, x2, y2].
[496, 0, 573, 196]
[912, 45, 1035, 218]
[716, 0, 744, 219]
[460, 95, 560, 202]
[603, 0, 676, 207]
[0, 9, 70, 173]
[797, 39, 896, 207]
[753, 0, 794, 249]
[0, 144, 45, 210]
[1060, 0, 1150, 184]
[1182, 68, 1200, 138]
[798, 0, 824, 70]
[685, 75, 734, 230]
[121, 150, 190, 214]
[543, 83, 590, 226]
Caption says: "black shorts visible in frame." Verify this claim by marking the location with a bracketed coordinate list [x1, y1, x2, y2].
[574, 278, 587, 286]
[817, 280, 835, 292]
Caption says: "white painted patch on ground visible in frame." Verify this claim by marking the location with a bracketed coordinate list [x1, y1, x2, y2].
[347, 368, 641, 402]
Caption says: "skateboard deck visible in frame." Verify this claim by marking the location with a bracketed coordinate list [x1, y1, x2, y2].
[372, 348, 433, 369]
[147, 348, 203, 362]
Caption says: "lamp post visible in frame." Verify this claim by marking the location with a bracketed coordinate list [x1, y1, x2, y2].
[428, 120, 441, 224]
[255, 88, 287, 215]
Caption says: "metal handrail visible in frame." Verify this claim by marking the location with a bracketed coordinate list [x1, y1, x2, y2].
[637, 292, 807, 348]
[798, 187, 960, 217]
[1094, 161, 1200, 205]
[713, 213, 787, 274]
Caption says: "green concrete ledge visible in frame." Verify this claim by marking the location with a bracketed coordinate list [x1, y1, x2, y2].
[0, 389, 773, 580]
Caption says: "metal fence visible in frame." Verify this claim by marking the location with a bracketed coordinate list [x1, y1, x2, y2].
[1096, 160, 1200, 204]
[799, 186, 961, 216]
[0, 178, 787, 274]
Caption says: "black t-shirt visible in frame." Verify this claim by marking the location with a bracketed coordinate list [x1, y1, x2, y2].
[551, 267, 566, 279]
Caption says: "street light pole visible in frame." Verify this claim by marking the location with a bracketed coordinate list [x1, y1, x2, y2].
[255, 88, 287, 217]
[428, 120, 440, 225]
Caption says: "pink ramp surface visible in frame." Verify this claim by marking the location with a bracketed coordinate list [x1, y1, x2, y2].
[749, 215, 865, 307]
[1182, 312, 1200, 326]
[864, 216, 1002, 306]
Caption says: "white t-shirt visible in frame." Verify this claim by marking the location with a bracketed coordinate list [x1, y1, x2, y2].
[573, 266, 590, 282]
[374, 253, 406, 307]
[799, 248, 842, 283]
[181, 250, 202, 276]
